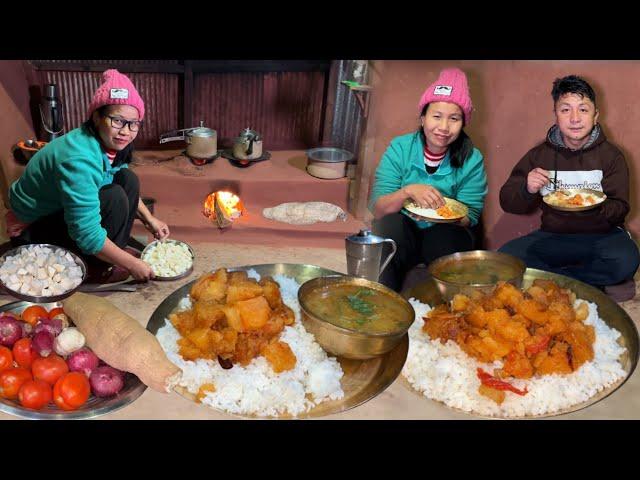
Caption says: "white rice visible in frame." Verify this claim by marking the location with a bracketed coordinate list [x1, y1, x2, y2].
[402, 297, 627, 417]
[155, 270, 344, 417]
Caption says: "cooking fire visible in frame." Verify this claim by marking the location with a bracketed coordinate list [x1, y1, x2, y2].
[202, 191, 245, 228]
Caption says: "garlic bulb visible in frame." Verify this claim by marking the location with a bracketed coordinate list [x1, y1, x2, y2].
[54, 327, 86, 356]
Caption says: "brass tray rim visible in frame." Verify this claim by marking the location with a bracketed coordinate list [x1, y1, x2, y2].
[400, 268, 639, 419]
[145, 263, 409, 419]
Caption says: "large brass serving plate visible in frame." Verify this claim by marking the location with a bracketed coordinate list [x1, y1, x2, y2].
[401, 268, 639, 418]
[0, 301, 146, 420]
[543, 188, 606, 212]
[146, 263, 408, 419]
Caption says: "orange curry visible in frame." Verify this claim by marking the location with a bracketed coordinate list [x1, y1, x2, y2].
[423, 280, 594, 404]
[170, 268, 297, 373]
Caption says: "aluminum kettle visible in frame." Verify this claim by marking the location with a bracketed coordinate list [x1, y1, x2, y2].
[345, 229, 397, 282]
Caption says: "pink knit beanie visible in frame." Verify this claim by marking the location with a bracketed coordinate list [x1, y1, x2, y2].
[418, 68, 473, 125]
[87, 69, 145, 120]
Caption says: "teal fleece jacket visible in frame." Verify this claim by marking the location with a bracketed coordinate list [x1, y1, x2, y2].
[9, 127, 129, 255]
[369, 132, 488, 227]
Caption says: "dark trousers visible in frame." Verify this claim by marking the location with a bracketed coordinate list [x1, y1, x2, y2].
[498, 228, 640, 287]
[12, 169, 140, 265]
[372, 212, 475, 292]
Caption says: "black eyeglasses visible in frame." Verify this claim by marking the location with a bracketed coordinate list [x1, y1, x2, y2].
[105, 115, 143, 132]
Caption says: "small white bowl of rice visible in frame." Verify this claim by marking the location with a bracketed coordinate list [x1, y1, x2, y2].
[141, 239, 195, 281]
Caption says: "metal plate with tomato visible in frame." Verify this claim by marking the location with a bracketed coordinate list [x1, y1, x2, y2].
[0, 301, 146, 420]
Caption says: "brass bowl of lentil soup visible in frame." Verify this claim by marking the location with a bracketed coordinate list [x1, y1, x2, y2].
[298, 275, 415, 360]
[428, 250, 526, 302]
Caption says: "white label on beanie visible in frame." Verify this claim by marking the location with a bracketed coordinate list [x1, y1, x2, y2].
[110, 88, 129, 99]
[433, 85, 452, 96]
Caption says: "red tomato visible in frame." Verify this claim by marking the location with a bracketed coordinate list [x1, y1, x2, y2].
[0, 367, 33, 399]
[32, 355, 68, 386]
[12, 338, 39, 369]
[53, 372, 90, 410]
[47, 307, 64, 320]
[0, 346, 13, 372]
[18, 379, 52, 410]
[21, 306, 49, 327]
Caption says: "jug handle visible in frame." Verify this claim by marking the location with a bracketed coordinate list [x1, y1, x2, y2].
[378, 238, 397, 277]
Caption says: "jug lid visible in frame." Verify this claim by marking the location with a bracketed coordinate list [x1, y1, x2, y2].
[346, 229, 386, 245]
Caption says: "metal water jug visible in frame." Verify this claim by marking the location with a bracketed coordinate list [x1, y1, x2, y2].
[345, 229, 397, 282]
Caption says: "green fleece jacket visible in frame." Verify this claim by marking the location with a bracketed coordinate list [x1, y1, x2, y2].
[369, 132, 488, 227]
[9, 127, 129, 254]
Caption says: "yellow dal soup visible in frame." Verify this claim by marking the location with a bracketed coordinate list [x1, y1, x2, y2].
[304, 284, 411, 334]
[435, 260, 522, 285]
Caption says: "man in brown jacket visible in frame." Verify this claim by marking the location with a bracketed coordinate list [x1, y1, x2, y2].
[498, 75, 639, 301]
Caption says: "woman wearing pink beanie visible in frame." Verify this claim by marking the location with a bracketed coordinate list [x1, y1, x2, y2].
[368, 67, 488, 291]
[8, 69, 170, 282]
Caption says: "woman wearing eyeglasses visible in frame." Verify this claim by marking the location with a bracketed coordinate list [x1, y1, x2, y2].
[6, 69, 169, 282]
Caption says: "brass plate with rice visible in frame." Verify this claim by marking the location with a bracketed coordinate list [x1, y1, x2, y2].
[401, 268, 639, 418]
[146, 263, 408, 419]
[542, 188, 606, 212]
[403, 197, 468, 223]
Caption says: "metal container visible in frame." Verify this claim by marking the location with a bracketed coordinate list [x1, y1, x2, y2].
[232, 127, 263, 160]
[306, 147, 354, 179]
[345, 229, 396, 282]
[298, 275, 415, 360]
[15, 139, 47, 162]
[140, 239, 195, 281]
[427, 250, 526, 301]
[39, 83, 64, 142]
[159, 120, 217, 160]
[0, 244, 87, 303]
[187, 126, 217, 159]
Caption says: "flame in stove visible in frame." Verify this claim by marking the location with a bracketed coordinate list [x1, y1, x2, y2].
[203, 191, 244, 223]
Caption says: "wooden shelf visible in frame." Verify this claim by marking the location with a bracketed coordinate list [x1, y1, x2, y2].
[341, 81, 372, 117]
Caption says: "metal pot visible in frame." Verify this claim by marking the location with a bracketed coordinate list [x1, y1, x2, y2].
[16, 139, 47, 163]
[159, 121, 217, 160]
[306, 147, 354, 179]
[232, 127, 262, 160]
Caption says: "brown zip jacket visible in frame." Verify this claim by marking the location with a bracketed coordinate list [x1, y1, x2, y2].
[499, 125, 630, 234]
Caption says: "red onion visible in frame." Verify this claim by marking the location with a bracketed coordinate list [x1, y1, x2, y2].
[50, 312, 70, 330]
[67, 348, 100, 377]
[89, 366, 125, 397]
[34, 317, 63, 337]
[0, 316, 23, 347]
[32, 330, 54, 357]
[20, 322, 33, 338]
